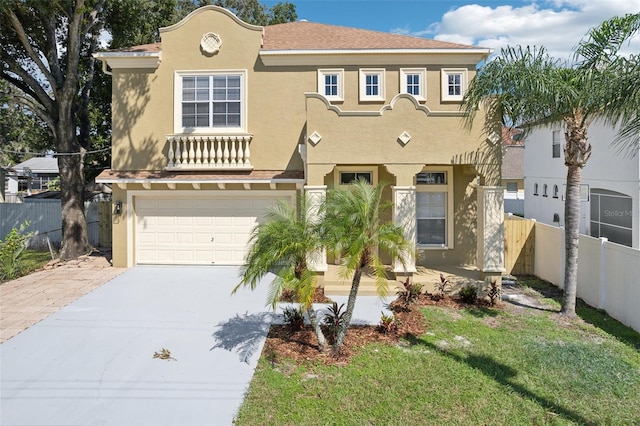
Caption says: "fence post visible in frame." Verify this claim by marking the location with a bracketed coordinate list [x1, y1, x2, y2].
[599, 237, 608, 312]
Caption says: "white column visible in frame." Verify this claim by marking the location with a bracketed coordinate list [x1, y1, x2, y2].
[304, 185, 328, 272]
[477, 186, 505, 274]
[392, 186, 417, 273]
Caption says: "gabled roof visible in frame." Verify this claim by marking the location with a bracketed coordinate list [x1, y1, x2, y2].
[261, 21, 477, 50]
[104, 19, 484, 54]
[11, 157, 59, 174]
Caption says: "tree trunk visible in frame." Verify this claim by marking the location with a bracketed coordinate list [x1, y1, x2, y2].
[306, 306, 327, 352]
[56, 103, 90, 260]
[332, 267, 362, 354]
[561, 165, 582, 317]
[560, 117, 590, 317]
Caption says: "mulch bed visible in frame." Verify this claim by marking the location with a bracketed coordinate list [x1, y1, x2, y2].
[265, 292, 501, 365]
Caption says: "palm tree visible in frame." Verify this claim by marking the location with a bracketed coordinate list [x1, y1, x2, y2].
[321, 180, 413, 353]
[233, 197, 328, 352]
[461, 13, 639, 316]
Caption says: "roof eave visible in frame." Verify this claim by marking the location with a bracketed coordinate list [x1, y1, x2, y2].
[259, 48, 492, 66]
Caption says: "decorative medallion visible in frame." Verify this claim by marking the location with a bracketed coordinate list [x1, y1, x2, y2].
[398, 131, 412, 146]
[308, 131, 322, 146]
[200, 32, 222, 55]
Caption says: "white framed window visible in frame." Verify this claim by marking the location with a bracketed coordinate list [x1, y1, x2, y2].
[441, 68, 467, 101]
[334, 166, 378, 188]
[416, 166, 454, 248]
[174, 70, 247, 134]
[359, 69, 385, 101]
[543, 184, 548, 197]
[318, 69, 344, 101]
[400, 68, 426, 100]
[552, 130, 562, 158]
[553, 185, 559, 198]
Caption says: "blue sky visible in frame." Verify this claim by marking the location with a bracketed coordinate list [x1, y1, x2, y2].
[267, 0, 640, 59]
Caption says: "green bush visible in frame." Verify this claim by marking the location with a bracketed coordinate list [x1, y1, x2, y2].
[0, 222, 33, 281]
[459, 284, 477, 304]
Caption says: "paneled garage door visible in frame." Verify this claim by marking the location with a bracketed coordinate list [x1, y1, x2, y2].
[135, 195, 285, 265]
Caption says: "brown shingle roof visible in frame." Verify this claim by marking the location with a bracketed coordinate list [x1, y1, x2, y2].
[112, 20, 480, 53]
[261, 21, 477, 50]
[502, 146, 524, 180]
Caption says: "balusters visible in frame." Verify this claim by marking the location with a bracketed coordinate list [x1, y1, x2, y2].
[166, 136, 252, 169]
[243, 137, 251, 167]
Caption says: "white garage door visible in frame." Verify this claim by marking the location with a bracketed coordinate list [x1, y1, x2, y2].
[135, 195, 285, 265]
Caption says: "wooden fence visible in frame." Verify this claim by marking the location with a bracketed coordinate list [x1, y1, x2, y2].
[504, 214, 535, 275]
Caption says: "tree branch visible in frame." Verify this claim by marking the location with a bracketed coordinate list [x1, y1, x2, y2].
[4, 91, 57, 138]
[5, 8, 58, 93]
[0, 55, 55, 113]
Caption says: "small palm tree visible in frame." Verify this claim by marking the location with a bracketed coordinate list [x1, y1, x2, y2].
[461, 13, 639, 317]
[321, 180, 413, 354]
[233, 197, 328, 351]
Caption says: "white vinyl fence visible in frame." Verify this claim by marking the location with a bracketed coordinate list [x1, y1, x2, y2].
[0, 200, 106, 249]
[534, 221, 640, 333]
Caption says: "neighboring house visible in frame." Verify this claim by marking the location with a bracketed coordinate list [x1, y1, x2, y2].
[502, 127, 525, 216]
[2, 156, 59, 203]
[94, 6, 503, 284]
[524, 120, 640, 248]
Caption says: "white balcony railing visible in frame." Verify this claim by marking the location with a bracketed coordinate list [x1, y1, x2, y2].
[165, 135, 252, 171]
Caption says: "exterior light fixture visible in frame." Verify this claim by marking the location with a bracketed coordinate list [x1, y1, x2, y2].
[114, 201, 122, 215]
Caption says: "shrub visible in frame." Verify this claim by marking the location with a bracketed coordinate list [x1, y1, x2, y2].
[487, 280, 500, 306]
[459, 284, 477, 304]
[431, 274, 452, 301]
[323, 302, 346, 341]
[396, 278, 423, 310]
[0, 222, 33, 281]
[377, 312, 400, 334]
[282, 306, 305, 331]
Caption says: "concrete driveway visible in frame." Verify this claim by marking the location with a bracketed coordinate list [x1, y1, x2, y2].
[1, 266, 275, 426]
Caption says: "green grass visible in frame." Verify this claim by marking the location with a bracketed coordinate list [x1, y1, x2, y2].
[235, 282, 640, 425]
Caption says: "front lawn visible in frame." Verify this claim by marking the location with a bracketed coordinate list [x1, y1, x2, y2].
[235, 278, 640, 425]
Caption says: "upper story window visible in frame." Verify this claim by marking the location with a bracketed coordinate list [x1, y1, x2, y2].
[533, 183, 539, 196]
[359, 69, 385, 101]
[318, 69, 344, 101]
[552, 130, 562, 158]
[441, 68, 467, 101]
[543, 184, 548, 197]
[506, 182, 518, 192]
[553, 184, 559, 198]
[400, 68, 426, 100]
[175, 70, 247, 133]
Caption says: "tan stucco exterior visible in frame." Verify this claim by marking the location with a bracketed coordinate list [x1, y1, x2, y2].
[97, 6, 502, 276]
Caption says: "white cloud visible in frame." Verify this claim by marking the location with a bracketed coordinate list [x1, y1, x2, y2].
[417, 1, 640, 60]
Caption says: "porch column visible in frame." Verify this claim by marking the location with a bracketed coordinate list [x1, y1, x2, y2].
[477, 186, 505, 287]
[304, 185, 328, 272]
[392, 185, 417, 274]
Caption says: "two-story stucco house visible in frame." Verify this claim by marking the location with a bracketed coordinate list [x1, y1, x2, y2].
[94, 6, 504, 290]
[524, 120, 640, 248]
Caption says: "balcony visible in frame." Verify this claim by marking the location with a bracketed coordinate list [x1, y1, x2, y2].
[165, 134, 253, 171]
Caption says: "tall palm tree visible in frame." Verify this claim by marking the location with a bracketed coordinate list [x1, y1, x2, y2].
[462, 13, 639, 316]
[233, 197, 328, 351]
[321, 180, 413, 353]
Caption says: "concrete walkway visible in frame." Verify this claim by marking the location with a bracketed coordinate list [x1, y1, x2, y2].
[0, 253, 124, 343]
